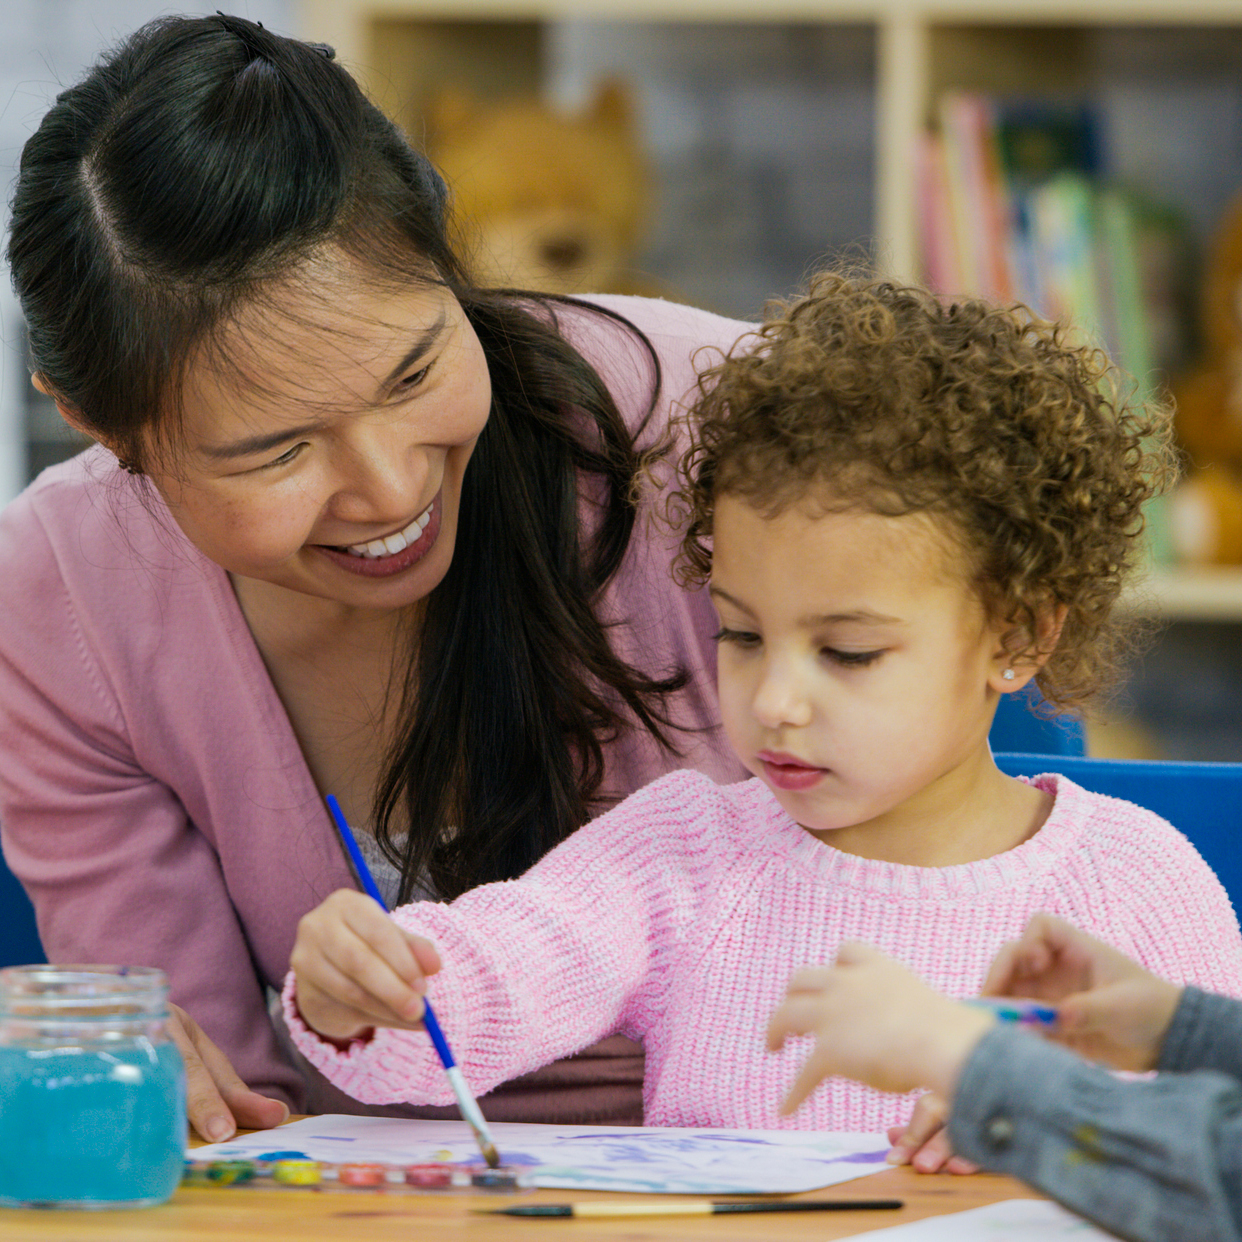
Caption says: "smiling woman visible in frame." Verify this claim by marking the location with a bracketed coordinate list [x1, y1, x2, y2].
[0, 13, 748, 1140]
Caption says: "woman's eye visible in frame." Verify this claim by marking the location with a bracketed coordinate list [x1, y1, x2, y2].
[825, 648, 884, 668]
[713, 627, 761, 648]
[260, 443, 305, 471]
[395, 363, 432, 392]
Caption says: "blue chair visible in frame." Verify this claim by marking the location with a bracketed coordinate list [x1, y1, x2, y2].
[989, 684, 1085, 757]
[994, 752, 1242, 912]
[0, 839, 45, 968]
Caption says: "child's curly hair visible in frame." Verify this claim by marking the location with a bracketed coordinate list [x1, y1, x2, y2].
[677, 271, 1177, 711]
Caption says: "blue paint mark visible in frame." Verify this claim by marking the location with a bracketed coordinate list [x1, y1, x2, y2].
[254, 1150, 311, 1161]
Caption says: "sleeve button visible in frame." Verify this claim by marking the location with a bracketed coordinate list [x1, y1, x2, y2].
[985, 1115, 1015, 1149]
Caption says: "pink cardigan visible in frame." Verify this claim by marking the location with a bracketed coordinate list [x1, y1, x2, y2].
[286, 770, 1242, 1132]
[0, 296, 750, 1119]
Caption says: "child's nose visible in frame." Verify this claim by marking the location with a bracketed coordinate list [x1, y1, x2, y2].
[751, 660, 813, 730]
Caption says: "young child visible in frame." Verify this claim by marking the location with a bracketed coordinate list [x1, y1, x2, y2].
[768, 913, 1242, 1242]
[284, 273, 1242, 1135]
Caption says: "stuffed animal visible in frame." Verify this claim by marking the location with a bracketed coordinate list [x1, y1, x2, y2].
[427, 82, 652, 297]
[1169, 192, 1242, 564]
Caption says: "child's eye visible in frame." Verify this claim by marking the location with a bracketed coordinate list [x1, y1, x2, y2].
[712, 626, 761, 648]
[824, 648, 884, 668]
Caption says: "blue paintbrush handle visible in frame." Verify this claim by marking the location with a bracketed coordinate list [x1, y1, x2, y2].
[325, 795, 458, 1066]
[325, 795, 388, 908]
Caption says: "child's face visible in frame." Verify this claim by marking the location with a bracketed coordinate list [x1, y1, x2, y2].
[711, 494, 1012, 862]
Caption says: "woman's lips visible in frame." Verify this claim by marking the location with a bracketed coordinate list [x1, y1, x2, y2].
[314, 500, 443, 579]
[758, 752, 828, 791]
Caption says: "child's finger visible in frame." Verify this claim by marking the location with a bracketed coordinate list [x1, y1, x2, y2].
[407, 933, 442, 979]
[766, 992, 834, 1050]
[338, 901, 431, 994]
[781, 965, 834, 995]
[886, 1093, 946, 1166]
[909, 1129, 955, 1174]
[979, 939, 1022, 995]
[833, 941, 884, 967]
[779, 1049, 832, 1116]
[299, 956, 426, 1037]
[315, 923, 429, 1021]
[945, 1156, 980, 1175]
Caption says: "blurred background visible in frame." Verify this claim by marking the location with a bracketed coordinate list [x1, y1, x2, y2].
[7, 0, 1242, 758]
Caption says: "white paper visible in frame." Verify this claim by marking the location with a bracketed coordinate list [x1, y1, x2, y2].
[191, 1115, 892, 1194]
[839, 1199, 1119, 1240]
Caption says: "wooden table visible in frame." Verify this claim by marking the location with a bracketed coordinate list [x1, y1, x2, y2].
[0, 1122, 1047, 1241]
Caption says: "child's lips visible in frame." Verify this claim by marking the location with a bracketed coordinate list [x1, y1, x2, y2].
[758, 752, 828, 791]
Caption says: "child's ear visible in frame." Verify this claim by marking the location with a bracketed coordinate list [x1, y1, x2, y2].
[988, 603, 1068, 694]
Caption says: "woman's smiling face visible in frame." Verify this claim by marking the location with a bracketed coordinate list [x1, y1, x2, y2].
[145, 256, 491, 615]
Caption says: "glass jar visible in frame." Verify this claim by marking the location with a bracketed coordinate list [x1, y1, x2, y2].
[0, 965, 186, 1209]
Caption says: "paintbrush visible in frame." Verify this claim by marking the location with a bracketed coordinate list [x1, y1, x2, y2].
[325, 794, 501, 1169]
[474, 1198, 904, 1218]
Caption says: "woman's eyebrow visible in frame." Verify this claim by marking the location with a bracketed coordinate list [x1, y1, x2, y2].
[200, 421, 325, 461]
[379, 312, 447, 391]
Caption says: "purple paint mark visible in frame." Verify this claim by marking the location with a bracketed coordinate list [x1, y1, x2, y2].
[838, 1149, 890, 1164]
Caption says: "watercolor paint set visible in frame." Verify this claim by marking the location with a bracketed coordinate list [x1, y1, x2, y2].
[182, 1152, 524, 1195]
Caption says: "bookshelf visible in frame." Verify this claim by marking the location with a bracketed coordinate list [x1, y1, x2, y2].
[296, 0, 1242, 278]
[292, 0, 1242, 620]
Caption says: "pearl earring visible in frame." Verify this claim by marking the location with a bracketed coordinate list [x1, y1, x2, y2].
[1001, 668, 1016, 681]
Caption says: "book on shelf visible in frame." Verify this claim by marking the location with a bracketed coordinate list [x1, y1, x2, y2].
[917, 92, 1193, 401]
[917, 92, 1192, 564]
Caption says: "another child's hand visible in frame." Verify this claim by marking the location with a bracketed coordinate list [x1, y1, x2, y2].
[767, 943, 994, 1113]
[983, 913, 1182, 1072]
[885, 1095, 979, 1175]
[290, 890, 442, 1042]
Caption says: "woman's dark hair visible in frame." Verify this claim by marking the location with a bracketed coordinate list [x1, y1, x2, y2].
[8, 13, 686, 900]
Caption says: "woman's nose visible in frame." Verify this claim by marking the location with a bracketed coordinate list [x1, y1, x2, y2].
[333, 417, 429, 520]
[751, 659, 813, 730]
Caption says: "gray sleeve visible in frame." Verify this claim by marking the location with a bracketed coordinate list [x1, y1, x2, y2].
[1160, 988, 1242, 1080]
[947, 1024, 1242, 1242]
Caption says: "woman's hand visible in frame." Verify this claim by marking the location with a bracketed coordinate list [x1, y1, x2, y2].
[767, 943, 994, 1112]
[983, 913, 1182, 1072]
[168, 1003, 290, 1142]
[290, 889, 442, 1042]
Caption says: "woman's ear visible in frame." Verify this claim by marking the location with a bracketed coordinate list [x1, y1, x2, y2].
[31, 373, 95, 440]
[988, 603, 1068, 694]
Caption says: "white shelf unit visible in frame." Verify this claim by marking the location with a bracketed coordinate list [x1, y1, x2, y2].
[293, 0, 1242, 619]
[297, 0, 1242, 278]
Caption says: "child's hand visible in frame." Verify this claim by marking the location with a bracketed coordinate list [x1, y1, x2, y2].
[983, 913, 1182, 1072]
[290, 890, 442, 1042]
[767, 943, 994, 1113]
[885, 1095, 979, 1175]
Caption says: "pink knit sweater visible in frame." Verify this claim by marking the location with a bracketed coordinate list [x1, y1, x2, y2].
[285, 770, 1242, 1132]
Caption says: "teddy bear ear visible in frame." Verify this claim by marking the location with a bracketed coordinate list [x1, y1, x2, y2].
[427, 86, 479, 142]
[588, 79, 634, 136]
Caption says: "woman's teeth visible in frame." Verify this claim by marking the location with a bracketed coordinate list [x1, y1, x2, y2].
[344, 504, 433, 558]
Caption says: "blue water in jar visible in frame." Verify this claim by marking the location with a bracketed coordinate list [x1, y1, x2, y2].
[0, 1038, 186, 1208]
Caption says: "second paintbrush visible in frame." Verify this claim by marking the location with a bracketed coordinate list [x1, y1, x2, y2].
[324, 794, 501, 1169]
[476, 1198, 905, 1218]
